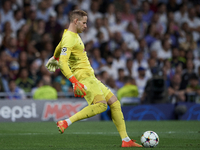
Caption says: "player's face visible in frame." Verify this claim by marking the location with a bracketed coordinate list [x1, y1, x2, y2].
[77, 16, 87, 33]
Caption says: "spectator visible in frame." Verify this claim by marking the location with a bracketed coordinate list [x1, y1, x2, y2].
[61, 0, 74, 15]
[168, 73, 186, 103]
[55, 3, 69, 27]
[137, 39, 149, 60]
[7, 79, 26, 100]
[132, 51, 151, 79]
[31, 19, 46, 44]
[163, 59, 175, 85]
[179, 32, 197, 52]
[106, 76, 118, 96]
[31, 79, 44, 96]
[174, 3, 188, 25]
[100, 55, 118, 80]
[0, 0, 13, 24]
[34, 50, 49, 68]
[185, 74, 200, 102]
[91, 48, 106, 71]
[124, 58, 134, 77]
[181, 59, 197, 88]
[112, 48, 126, 71]
[130, 0, 141, 13]
[88, 17, 109, 43]
[151, 12, 166, 35]
[182, 8, 200, 42]
[87, 1, 103, 26]
[144, 23, 157, 48]
[135, 67, 149, 98]
[29, 61, 40, 86]
[167, 0, 180, 12]
[169, 47, 185, 69]
[45, 10, 63, 46]
[18, 51, 28, 68]
[117, 76, 139, 104]
[9, 61, 19, 80]
[17, 30, 28, 51]
[110, 12, 128, 34]
[157, 39, 172, 61]
[109, 31, 124, 52]
[33, 75, 57, 100]
[0, 66, 10, 93]
[121, 2, 135, 22]
[36, 0, 51, 22]
[15, 68, 34, 93]
[99, 70, 109, 85]
[10, 9, 25, 33]
[148, 57, 161, 76]
[122, 22, 139, 50]
[115, 68, 125, 89]
[4, 37, 20, 62]
[26, 10, 37, 33]
[54, 72, 72, 95]
[142, 1, 154, 25]
[150, 0, 159, 13]
[74, 0, 91, 12]
[132, 10, 148, 39]
[166, 21, 180, 47]
[105, 3, 116, 26]
[158, 3, 167, 25]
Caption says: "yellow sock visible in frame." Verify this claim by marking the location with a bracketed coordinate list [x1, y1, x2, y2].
[110, 100, 128, 139]
[69, 103, 107, 123]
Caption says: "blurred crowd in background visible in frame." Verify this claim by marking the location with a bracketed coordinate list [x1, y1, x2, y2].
[0, 0, 200, 104]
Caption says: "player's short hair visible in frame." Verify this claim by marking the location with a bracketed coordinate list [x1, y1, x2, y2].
[69, 10, 87, 22]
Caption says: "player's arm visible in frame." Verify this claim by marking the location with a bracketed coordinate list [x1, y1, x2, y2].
[59, 46, 87, 98]
[54, 41, 61, 59]
[46, 42, 61, 72]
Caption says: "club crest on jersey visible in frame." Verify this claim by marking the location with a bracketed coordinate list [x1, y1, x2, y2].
[61, 47, 67, 55]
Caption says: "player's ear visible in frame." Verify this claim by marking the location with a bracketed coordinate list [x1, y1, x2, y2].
[74, 18, 78, 25]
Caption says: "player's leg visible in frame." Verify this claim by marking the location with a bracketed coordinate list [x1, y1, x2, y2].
[57, 100, 107, 133]
[57, 77, 107, 133]
[106, 93, 128, 139]
[95, 77, 142, 147]
[107, 94, 142, 147]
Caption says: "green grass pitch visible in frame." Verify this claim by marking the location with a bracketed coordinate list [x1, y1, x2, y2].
[0, 121, 199, 150]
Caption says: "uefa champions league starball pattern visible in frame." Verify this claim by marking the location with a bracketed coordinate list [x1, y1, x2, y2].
[141, 131, 159, 148]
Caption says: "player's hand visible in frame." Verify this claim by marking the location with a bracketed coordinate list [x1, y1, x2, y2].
[46, 56, 59, 72]
[69, 76, 87, 98]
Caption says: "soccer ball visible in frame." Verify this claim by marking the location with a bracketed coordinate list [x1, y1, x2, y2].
[140, 131, 159, 148]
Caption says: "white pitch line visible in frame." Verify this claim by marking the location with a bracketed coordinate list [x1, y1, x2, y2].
[0, 131, 198, 136]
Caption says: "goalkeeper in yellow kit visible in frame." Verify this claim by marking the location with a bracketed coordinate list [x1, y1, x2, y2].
[46, 10, 142, 147]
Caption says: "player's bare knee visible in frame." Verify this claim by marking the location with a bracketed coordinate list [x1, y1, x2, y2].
[107, 95, 118, 106]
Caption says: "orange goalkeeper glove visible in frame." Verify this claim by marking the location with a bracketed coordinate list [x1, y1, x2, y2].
[69, 76, 87, 98]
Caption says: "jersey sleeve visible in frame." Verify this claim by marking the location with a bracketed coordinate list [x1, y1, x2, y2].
[59, 47, 73, 79]
[59, 33, 76, 79]
[53, 42, 61, 59]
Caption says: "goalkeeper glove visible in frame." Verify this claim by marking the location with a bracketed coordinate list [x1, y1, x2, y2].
[69, 76, 87, 98]
[46, 56, 59, 72]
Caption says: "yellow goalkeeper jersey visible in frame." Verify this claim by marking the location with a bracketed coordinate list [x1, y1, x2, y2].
[54, 29, 94, 81]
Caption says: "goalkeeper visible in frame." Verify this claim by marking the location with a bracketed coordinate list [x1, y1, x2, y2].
[46, 10, 142, 148]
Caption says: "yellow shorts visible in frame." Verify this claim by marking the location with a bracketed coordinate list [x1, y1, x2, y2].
[80, 76, 114, 105]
